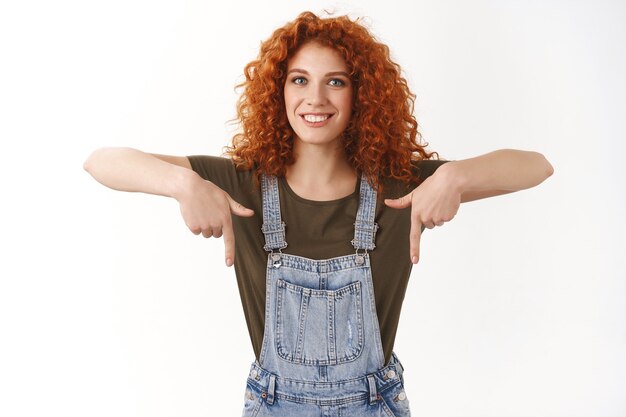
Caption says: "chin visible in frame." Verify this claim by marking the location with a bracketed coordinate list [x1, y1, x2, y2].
[295, 135, 341, 147]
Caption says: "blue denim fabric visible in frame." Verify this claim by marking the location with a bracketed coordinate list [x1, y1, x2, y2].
[241, 174, 411, 417]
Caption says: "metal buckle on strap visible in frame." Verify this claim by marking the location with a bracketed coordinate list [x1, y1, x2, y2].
[355, 248, 368, 266]
[270, 249, 283, 269]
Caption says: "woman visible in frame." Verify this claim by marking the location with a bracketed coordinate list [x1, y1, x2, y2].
[84, 11, 553, 417]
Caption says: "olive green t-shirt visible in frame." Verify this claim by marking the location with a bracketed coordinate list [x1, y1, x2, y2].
[187, 155, 448, 365]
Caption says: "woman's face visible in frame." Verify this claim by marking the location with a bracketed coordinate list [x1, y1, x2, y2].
[284, 42, 353, 149]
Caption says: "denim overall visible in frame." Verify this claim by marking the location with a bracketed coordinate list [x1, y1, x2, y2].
[242, 174, 411, 417]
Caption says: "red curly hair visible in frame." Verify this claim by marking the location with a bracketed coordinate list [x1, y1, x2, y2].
[226, 11, 437, 189]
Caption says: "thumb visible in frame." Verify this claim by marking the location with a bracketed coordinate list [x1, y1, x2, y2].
[384, 191, 413, 209]
[227, 195, 255, 217]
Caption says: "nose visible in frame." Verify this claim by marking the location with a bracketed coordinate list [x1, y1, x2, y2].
[306, 82, 328, 106]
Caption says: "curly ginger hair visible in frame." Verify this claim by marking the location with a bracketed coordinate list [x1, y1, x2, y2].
[226, 11, 437, 189]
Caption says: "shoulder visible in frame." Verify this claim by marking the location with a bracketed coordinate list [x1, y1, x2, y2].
[380, 158, 450, 199]
[410, 158, 450, 181]
[187, 155, 235, 174]
[186, 155, 257, 195]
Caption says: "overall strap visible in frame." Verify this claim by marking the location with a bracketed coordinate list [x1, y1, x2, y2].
[351, 173, 379, 251]
[260, 174, 287, 252]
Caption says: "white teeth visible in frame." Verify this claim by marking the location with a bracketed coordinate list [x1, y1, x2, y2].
[303, 114, 330, 123]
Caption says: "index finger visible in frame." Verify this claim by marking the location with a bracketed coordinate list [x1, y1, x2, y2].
[222, 217, 235, 267]
[410, 211, 422, 264]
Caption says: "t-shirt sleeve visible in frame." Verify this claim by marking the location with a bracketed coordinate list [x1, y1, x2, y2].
[381, 158, 450, 200]
[412, 158, 450, 183]
[186, 155, 241, 196]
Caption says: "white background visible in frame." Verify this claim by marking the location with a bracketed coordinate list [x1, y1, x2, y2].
[1, 0, 625, 416]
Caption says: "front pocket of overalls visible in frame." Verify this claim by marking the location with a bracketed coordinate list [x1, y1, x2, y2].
[275, 279, 364, 365]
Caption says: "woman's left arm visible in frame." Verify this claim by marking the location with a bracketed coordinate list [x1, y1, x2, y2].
[443, 149, 554, 203]
[385, 149, 554, 263]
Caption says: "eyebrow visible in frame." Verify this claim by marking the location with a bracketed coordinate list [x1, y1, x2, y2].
[286, 68, 350, 78]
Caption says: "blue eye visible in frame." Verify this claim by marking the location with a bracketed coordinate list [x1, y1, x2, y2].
[329, 79, 345, 87]
[292, 77, 306, 85]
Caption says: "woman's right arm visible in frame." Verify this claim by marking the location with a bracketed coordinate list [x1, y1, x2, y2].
[83, 147, 253, 266]
[83, 147, 194, 196]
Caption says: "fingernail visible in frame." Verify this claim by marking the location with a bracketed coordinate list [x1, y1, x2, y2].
[226, 258, 233, 267]
[411, 256, 418, 264]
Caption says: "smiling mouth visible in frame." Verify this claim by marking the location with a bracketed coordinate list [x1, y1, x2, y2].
[300, 114, 333, 123]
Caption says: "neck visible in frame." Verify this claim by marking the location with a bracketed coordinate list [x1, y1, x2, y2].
[285, 140, 357, 201]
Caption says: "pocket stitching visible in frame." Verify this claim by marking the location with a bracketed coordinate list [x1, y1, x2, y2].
[380, 399, 399, 417]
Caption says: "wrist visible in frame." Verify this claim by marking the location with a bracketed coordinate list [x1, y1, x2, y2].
[437, 161, 467, 195]
[171, 167, 202, 202]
